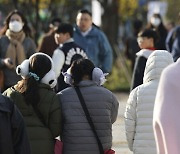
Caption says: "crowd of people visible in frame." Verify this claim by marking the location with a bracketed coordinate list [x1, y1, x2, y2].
[0, 7, 180, 154]
[0, 9, 117, 154]
[124, 11, 180, 154]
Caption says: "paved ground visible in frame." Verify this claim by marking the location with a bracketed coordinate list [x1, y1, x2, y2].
[112, 92, 133, 154]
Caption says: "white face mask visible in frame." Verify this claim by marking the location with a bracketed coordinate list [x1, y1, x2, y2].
[9, 21, 23, 32]
[151, 17, 161, 27]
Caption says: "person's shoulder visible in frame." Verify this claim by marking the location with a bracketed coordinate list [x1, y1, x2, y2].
[71, 41, 85, 50]
[73, 25, 81, 34]
[57, 87, 74, 98]
[24, 36, 36, 44]
[136, 49, 152, 58]
[0, 94, 14, 113]
[42, 32, 54, 41]
[92, 26, 109, 41]
[163, 60, 179, 75]
[59, 87, 73, 94]
[93, 85, 114, 95]
[91, 26, 103, 35]
[39, 85, 58, 100]
[0, 35, 7, 39]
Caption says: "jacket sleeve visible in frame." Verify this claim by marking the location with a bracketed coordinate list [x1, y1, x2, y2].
[48, 95, 62, 138]
[99, 31, 113, 73]
[124, 87, 138, 151]
[9, 98, 31, 154]
[52, 48, 65, 78]
[111, 93, 119, 124]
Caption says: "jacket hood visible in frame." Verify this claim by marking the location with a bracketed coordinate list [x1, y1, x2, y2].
[77, 80, 97, 87]
[136, 49, 154, 59]
[143, 50, 173, 83]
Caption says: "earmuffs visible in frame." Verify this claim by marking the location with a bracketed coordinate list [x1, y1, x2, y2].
[92, 67, 108, 86]
[63, 67, 108, 86]
[16, 52, 57, 88]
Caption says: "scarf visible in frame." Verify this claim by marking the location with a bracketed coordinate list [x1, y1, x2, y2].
[5, 29, 26, 68]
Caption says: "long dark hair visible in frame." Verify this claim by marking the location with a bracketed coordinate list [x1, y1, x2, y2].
[21, 55, 51, 106]
[71, 59, 95, 86]
[147, 13, 167, 34]
[0, 10, 32, 37]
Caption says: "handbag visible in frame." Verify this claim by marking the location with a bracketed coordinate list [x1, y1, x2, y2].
[32, 105, 63, 154]
[74, 87, 115, 154]
[104, 149, 115, 154]
[54, 139, 63, 154]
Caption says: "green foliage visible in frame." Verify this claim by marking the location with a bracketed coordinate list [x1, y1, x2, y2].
[163, 0, 180, 23]
[119, 0, 138, 20]
[104, 59, 131, 92]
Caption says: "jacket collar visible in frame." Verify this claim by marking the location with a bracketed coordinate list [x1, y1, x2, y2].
[77, 80, 97, 87]
[75, 25, 97, 37]
[80, 27, 92, 36]
[59, 38, 74, 47]
[136, 49, 154, 59]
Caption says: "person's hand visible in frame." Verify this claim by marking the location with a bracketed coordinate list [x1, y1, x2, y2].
[14, 80, 26, 93]
[3, 58, 14, 69]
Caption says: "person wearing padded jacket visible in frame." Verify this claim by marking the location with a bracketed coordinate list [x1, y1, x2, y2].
[130, 28, 158, 91]
[124, 50, 173, 154]
[3, 52, 61, 154]
[153, 56, 180, 154]
[0, 93, 31, 154]
[57, 58, 119, 154]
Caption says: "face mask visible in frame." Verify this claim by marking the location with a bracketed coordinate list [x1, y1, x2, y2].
[151, 17, 161, 27]
[9, 21, 23, 32]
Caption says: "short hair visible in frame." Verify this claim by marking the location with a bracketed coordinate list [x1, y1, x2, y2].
[55, 23, 73, 37]
[138, 28, 158, 44]
[78, 9, 92, 17]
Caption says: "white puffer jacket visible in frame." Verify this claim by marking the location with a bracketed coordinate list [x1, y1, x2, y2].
[124, 50, 173, 154]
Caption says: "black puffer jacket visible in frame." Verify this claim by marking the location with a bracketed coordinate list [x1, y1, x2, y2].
[0, 94, 31, 154]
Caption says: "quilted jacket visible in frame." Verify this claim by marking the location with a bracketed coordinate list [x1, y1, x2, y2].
[124, 50, 173, 154]
[58, 80, 119, 154]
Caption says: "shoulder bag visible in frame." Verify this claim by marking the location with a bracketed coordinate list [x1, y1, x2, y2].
[74, 86, 115, 154]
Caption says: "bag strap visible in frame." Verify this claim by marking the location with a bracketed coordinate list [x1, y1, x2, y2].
[74, 86, 104, 154]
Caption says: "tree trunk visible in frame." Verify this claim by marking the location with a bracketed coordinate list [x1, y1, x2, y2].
[35, 0, 40, 45]
[100, 0, 120, 58]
